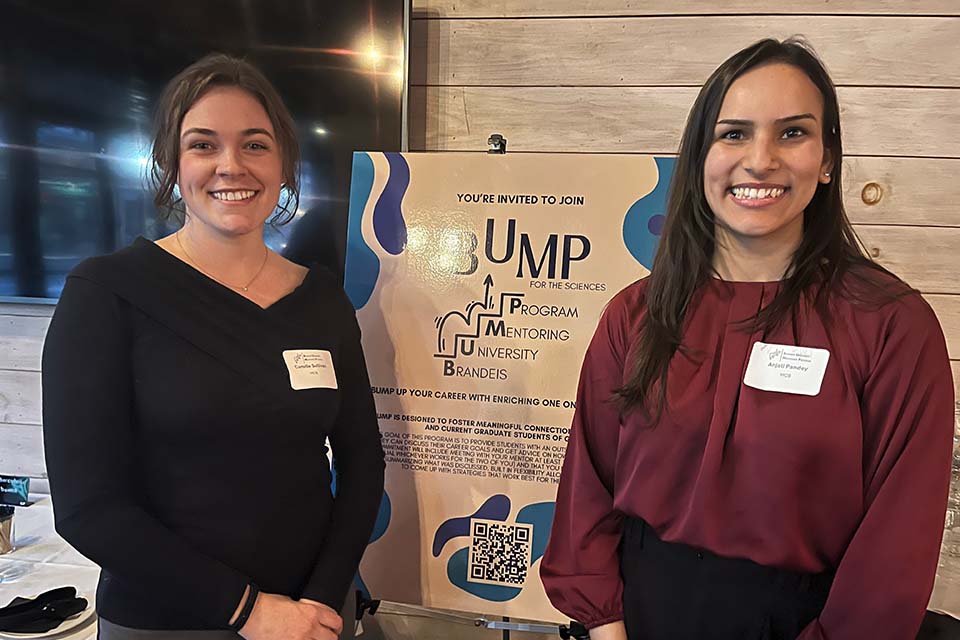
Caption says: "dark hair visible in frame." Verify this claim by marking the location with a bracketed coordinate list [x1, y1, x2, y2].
[618, 37, 907, 419]
[149, 53, 300, 224]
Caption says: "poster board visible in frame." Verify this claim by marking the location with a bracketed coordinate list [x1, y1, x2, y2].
[345, 152, 672, 621]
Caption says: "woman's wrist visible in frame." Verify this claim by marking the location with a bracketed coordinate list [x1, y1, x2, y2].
[228, 583, 259, 631]
[589, 620, 628, 640]
[228, 585, 250, 626]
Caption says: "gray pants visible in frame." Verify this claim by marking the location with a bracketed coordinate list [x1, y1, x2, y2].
[98, 593, 357, 639]
[98, 618, 240, 639]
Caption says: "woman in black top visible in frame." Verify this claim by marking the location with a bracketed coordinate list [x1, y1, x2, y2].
[41, 54, 384, 640]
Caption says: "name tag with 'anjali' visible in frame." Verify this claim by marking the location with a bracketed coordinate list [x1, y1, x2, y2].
[743, 341, 830, 396]
[282, 349, 338, 390]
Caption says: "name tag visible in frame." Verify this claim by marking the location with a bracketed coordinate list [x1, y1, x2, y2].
[282, 349, 338, 390]
[743, 341, 829, 396]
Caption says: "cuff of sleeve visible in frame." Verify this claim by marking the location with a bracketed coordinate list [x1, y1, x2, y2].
[300, 575, 353, 613]
[212, 574, 253, 629]
[583, 613, 625, 630]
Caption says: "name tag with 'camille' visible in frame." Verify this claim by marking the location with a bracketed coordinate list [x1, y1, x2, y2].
[282, 349, 338, 390]
[743, 341, 830, 396]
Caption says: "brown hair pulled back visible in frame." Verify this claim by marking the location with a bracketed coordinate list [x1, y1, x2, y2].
[150, 53, 300, 224]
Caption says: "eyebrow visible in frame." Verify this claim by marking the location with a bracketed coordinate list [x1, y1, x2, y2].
[180, 127, 275, 140]
[242, 128, 275, 139]
[715, 113, 818, 126]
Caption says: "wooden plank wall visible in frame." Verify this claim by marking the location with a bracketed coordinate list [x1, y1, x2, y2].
[408, 0, 960, 615]
[0, 0, 957, 618]
[0, 303, 51, 494]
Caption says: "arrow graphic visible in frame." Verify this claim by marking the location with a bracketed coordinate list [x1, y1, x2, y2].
[484, 274, 494, 309]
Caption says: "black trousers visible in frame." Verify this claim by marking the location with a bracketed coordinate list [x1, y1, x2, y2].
[620, 518, 832, 640]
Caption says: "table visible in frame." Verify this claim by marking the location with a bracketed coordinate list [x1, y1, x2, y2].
[0, 498, 98, 639]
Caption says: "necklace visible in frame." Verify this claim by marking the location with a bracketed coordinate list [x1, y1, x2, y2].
[175, 231, 269, 293]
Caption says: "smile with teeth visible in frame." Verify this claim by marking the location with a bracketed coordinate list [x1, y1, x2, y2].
[729, 186, 786, 200]
[210, 190, 257, 202]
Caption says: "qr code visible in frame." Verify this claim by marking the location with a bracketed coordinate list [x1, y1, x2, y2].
[466, 519, 533, 587]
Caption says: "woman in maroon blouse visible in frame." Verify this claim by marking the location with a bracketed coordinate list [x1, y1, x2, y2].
[540, 38, 953, 640]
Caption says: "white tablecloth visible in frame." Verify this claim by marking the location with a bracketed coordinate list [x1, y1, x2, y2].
[0, 498, 98, 639]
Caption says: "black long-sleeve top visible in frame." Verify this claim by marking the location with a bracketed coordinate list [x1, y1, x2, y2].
[41, 237, 385, 630]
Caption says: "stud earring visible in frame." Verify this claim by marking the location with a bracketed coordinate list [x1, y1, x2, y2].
[824, 171, 831, 177]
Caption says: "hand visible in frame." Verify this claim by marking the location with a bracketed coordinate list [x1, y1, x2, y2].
[239, 592, 342, 640]
[299, 599, 344, 635]
[589, 620, 628, 640]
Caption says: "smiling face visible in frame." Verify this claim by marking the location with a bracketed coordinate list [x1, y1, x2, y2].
[177, 85, 283, 238]
[703, 63, 832, 251]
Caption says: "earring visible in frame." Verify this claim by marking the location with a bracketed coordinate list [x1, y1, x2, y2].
[824, 171, 831, 177]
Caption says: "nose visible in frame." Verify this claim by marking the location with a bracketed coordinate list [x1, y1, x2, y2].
[743, 133, 780, 177]
[216, 146, 247, 177]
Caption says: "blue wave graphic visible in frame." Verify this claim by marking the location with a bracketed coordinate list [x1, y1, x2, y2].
[622, 157, 675, 270]
[436, 497, 554, 603]
[344, 152, 380, 310]
[370, 492, 391, 544]
[515, 501, 555, 566]
[432, 494, 511, 557]
[373, 152, 409, 255]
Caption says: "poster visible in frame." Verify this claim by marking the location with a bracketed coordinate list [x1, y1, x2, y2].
[345, 152, 673, 621]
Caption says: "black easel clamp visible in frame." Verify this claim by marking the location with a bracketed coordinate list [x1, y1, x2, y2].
[559, 621, 590, 640]
[355, 592, 380, 621]
[487, 133, 507, 154]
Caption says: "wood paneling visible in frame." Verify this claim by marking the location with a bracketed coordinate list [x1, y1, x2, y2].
[0, 370, 42, 426]
[0, 315, 50, 372]
[953, 362, 960, 416]
[408, 85, 691, 151]
[844, 157, 960, 227]
[0, 422, 45, 478]
[410, 86, 959, 157]
[0, 303, 54, 318]
[928, 296, 960, 360]
[0, 336, 44, 372]
[411, 17, 960, 87]
[413, 0, 960, 18]
[855, 226, 960, 294]
[839, 88, 958, 158]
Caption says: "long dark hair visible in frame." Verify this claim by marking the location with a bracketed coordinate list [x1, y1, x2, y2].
[618, 37, 906, 418]
[150, 53, 301, 224]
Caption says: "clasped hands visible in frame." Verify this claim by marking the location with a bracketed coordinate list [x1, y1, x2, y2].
[240, 593, 343, 640]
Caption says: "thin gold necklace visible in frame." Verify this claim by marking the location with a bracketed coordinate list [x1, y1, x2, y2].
[175, 231, 269, 293]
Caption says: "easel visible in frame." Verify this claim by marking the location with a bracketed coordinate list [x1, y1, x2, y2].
[356, 593, 590, 639]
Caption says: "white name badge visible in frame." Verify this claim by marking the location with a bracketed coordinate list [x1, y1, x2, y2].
[743, 341, 830, 396]
[282, 349, 338, 390]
